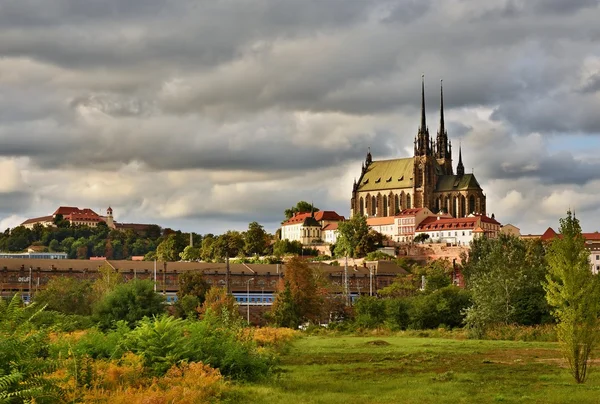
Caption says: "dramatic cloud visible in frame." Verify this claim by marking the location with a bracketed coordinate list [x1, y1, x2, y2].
[1, 0, 600, 234]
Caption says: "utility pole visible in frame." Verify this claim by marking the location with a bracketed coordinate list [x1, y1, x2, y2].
[226, 253, 230, 294]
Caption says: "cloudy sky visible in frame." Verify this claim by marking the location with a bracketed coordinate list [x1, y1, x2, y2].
[1, 0, 600, 235]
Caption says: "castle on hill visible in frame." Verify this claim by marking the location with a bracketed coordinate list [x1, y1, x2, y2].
[21, 206, 157, 233]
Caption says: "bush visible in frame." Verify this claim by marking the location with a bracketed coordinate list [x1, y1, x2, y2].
[409, 286, 471, 329]
[385, 299, 410, 330]
[94, 280, 165, 329]
[354, 296, 387, 329]
[185, 321, 275, 381]
[31, 311, 95, 332]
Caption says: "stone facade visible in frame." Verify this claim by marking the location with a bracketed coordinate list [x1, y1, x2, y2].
[351, 78, 486, 219]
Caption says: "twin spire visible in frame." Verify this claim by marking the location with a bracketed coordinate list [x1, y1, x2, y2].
[416, 75, 452, 162]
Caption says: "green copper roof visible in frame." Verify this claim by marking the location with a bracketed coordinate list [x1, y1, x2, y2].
[358, 158, 414, 192]
[435, 174, 481, 192]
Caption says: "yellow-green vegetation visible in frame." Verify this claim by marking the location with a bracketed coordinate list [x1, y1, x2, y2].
[232, 335, 600, 404]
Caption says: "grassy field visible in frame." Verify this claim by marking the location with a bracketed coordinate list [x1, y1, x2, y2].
[229, 334, 600, 403]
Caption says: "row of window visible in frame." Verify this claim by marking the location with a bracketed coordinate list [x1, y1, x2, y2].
[359, 194, 412, 216]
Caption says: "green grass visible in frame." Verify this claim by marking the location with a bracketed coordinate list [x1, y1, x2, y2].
[228, 335, 600, 403]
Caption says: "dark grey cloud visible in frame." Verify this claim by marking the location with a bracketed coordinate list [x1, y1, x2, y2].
[532, 0, 599, 15]
[1, 0, 600, 234]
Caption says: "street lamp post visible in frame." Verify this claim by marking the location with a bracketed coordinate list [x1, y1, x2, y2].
[246, 278, 254, 325]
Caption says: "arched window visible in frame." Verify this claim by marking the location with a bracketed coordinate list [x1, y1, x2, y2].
[435, 198, 440, 212]
[453, 197, 458, 218]
[383, 195, 388, 216]
[406, 194, 411, 209]
[360, 197, 365, 216]
[395, 195, 400, 214]
[469, 195, 475, 214]
[459, 195, 466, 217]
[371, 196, 377, 216]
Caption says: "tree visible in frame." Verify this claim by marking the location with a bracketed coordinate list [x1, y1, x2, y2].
[34, 277, 94, 315]
[334, 214, 375, 258]
[199, 286, 241, 326]
[545, 211, 600, 383]
[463, 234, 549, 335]
[244, 221, 268, 256]
[177, 272, 209, 302]
[273, 239, 302, 257]
[94, 279, 165, 329]
[92, 263, 124, 304]
[271, 257, 322, 327]
[213, 231, 245, 260]
[284, 201, 319, 220]
[414, 233, 430, 244]
[179, 245, 201, 261]
[156, 235, 179, 262]
[270, 283, 300, 328]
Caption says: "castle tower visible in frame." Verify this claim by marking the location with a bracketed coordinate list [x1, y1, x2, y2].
[106, 206, 114, 228]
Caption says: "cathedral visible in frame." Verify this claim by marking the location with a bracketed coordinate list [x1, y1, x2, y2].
[350, 77, 486, 218]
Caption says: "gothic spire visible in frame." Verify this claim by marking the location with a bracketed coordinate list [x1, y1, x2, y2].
[457, 144, 465, 177]
[439, 79, 445, 137]
[420, 74, 426, 132]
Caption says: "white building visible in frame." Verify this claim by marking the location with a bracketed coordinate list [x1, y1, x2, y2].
[415, 214, 501, 245]
[280, 210, 345, 245]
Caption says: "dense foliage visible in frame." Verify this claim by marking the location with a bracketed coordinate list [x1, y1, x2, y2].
[0, 219, 275, 263]
[462, 234, 550, 336]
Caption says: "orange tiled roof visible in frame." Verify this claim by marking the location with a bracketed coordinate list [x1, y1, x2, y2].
[322, 223, 339, 231]
[367, 217, 395, 226]
[417, 217, 479, 232]
[282, 211, 344, 226]
[21, 215, 54, 225]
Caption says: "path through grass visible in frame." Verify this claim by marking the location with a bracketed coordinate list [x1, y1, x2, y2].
[229, 335, 600, 403]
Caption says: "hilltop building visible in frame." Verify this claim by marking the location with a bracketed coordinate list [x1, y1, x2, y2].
[20, 206, 157, 234]
[280, 210, 345, 245]
[350, 77, 486, 219]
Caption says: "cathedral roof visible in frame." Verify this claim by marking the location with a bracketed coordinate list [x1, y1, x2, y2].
[358, 158, 414, 192]
[435, 174, 482, 192]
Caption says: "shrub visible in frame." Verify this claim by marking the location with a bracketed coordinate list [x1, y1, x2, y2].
[94, 280, 165, 330]
[385, 299, 410, 330]
[354, 296, 387, 329]
[185, 321, 275, 381]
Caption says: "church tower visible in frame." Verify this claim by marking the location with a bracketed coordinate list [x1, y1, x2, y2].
[413, 76, 437, 210]
[436, 80, 453, 174]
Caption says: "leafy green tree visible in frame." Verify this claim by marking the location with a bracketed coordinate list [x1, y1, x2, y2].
[179, 245, 201, 261]
[200, 235, 216, 261]
[463, 234, 548, 335]
[270, 283, 300, 328]
[415, 260, 452, 293]
[34, 277, 94, 315]
[244, 221, 269, 256]
[156, 234, 179, 262]
[213, 231, 245, 260]
[334, 214, 374, 258]
[94, 279, 165, 329]
[414, 233, 430, 244]
[284, 201, 319, 220]
[273, 239, 302, 256]
[48, 239, 61, 252]
[545, 211, 600, 383]
[354, 296, 386, 328]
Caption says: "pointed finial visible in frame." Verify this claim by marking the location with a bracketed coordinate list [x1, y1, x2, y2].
[457, 142, 465, 177]
[420, 74, 426, 132]
[439, 78, 445, 135]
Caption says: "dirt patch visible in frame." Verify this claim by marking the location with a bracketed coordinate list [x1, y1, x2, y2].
[365, 340, 391, 346]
